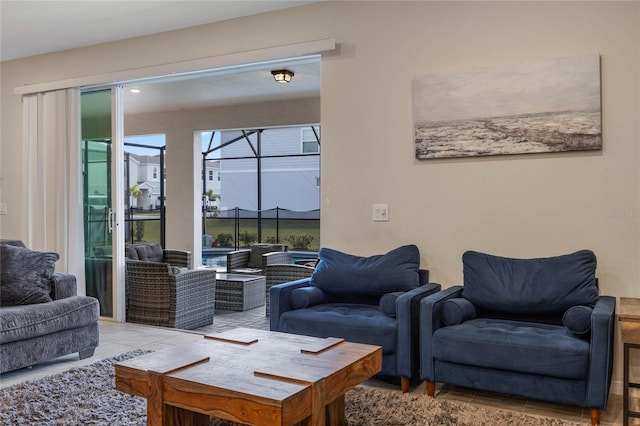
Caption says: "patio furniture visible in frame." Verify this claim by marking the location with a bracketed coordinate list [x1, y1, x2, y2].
[270, 245, 441, 392]
[227, 243, 291, 274]
[215, 273, 266, 311]
[264, 263, 315, 316]
[420, 250, 615, 425]
[125, 242, 191, 268]
[125, 257, 217, 330]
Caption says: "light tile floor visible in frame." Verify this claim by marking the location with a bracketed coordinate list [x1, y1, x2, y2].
[0, 305, 631, 425]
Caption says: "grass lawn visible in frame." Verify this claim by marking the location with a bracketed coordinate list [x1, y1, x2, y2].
[128, 216, 320, 251]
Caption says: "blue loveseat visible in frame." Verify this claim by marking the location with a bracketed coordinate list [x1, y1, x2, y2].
[270, 245, 441, 392]
[420, 250, 615, 425]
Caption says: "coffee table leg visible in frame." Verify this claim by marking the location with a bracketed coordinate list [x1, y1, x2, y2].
[163, 405, 209, 426]
[326, 395, 346, 426]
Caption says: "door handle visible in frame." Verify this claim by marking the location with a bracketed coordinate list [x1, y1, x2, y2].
[108, 208, 113, 233]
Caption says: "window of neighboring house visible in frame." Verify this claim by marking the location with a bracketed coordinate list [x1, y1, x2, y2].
[302, 128, 319, 153]
[152, 167, 157, 179]
[316, 177, 320, 187]
[217, 173, 220, 181]
[208, 170, 213, 181]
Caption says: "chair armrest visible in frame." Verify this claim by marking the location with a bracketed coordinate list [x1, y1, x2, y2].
[227, 250, 250, 270]
[394, 282, 441, 378]
[269, 278, 312, 331]
[419, 285, 464, 381]
[586, 295, 616, 408]
[263, 251, 292, 267]
[163, 249, 191, 268]
[173, 269, 217, 298]
[50, 273, 77, 300]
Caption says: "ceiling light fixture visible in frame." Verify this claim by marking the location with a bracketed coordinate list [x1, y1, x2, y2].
[271, 69, 294, 84]
[129, 88, 141, 94]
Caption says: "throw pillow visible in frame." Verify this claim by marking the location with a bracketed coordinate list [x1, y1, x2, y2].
[462, 250, 598, 315]
[291, 286, 326, 309]
[0, 244, 59, 306]
[248, 244, 284, 268]
[310, 245, 420, 296]
[440, 298, 477, 326]
[563, 305, 593, 335]
[379, 292, 404, 318]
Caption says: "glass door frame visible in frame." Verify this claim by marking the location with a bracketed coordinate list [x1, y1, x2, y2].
[81, 86, 125, 322]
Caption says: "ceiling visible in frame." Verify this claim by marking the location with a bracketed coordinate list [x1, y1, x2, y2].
[1, 0, 322, 114]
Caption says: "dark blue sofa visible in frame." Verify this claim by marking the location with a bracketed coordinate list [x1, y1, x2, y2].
[420, 250, 615, 425]
[270, 245, 441, 392]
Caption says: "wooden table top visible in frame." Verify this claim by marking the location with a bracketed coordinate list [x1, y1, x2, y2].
[115, 328, 382, 425]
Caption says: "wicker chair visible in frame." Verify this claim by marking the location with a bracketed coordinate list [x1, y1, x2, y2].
[125, 243, 191, 268]
[227, 244, 291, 274]
[125, 260, 217, 330]
[264, 263, 315, 316]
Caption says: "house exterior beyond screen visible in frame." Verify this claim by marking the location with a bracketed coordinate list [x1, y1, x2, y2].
[215, 125, 320, 212]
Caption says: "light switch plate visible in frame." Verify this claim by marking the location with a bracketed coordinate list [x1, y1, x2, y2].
[372, 204, 388, 221]
[0, 203, 6, 215]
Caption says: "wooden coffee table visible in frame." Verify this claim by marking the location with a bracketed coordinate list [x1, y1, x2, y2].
[115, 327, 382, 426]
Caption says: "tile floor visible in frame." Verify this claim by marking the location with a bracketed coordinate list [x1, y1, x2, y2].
[0, 305, 632, 425]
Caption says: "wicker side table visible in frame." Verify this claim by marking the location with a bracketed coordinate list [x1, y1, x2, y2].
[619, 297, 640, 426]
[215, 273, 266, 311]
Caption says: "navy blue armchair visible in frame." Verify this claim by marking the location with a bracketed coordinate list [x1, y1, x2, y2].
[420, 250, 615, 425]
[270, 245, 441, 392]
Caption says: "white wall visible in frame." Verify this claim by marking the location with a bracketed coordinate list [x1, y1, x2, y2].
[1, 1, 638, 392]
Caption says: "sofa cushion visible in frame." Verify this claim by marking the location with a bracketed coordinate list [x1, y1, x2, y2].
[462, 250, 598, 315]
[433, 318, 590, 379]
[248, 244, 284, 268]
[134, 243, 164, 262]
[0, 245, 59, 307]
[291, 287, 326, 309]
[278, 303, 398, 354]
[0, 296, 99, 344]
[310, 245, 420, 296]
[563, 305, 593, 335]
[441, 298, 477, 326]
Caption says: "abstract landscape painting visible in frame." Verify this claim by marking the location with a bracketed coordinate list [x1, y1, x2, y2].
[413, 55, 602, 159]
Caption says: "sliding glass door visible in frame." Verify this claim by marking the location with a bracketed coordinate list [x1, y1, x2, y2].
[81, 88, 125, 320]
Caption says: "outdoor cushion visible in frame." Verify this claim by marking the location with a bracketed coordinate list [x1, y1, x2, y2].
[563, 305, 593, 335]
[0, 245, 59, 307]
[432, 318, 590, 380]
[125, 246, 139, 260]
[248, 244, 285, 268]
[134, 243, 164, 262]
[310, 245, 420, 296]
[462, 250, 598, 315]
[440, 298, 477, 326]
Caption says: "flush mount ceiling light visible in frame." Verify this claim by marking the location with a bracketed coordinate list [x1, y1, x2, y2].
[271, 69, 294, 83]
[129, 88, 141, 94]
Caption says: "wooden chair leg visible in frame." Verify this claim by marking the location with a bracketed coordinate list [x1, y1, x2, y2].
[590, 408, 600, 425]
[401, 376, 410, 393]
[426, 381, 435, 397]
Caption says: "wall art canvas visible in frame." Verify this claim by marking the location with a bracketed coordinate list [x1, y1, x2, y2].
[413, 55, 602, 159]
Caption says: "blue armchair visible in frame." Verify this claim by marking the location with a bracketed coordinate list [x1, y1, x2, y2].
[270, 245, 441, 392]
[420, 250, 615, 425]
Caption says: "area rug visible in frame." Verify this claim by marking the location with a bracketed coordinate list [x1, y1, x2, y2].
[0, 350, 579, 425]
